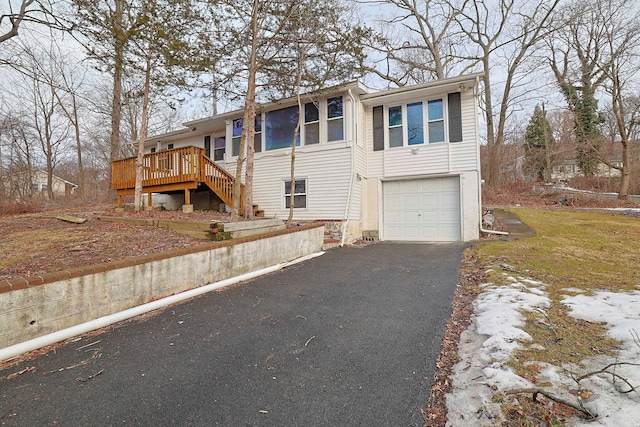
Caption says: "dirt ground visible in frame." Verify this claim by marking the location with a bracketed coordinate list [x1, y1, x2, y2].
[0, 207, 233, 282]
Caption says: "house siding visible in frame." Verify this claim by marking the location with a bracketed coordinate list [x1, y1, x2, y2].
[141, 74, 483, 242]
[227, 144, 352, 220]
[360, 83, 481, 242]
[365, 88, 479, 179]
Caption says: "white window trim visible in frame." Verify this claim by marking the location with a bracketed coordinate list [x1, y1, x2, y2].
[426, 98, 446, 144]
[326, 96, 345, 143]
[283, 178, 308, 210]
[302, 101, 320, 146]
[383, 97, 448, 149]
[213, 135, 226, 162]
[227, 96, 349, 159]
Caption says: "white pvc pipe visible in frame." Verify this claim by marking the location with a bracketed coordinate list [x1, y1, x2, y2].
[0, 251, 325, 363]
[480, 227, 509, 236]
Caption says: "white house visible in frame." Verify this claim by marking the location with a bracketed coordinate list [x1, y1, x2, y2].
[128, 73, 484, 243]
[31, 169, 78, 197]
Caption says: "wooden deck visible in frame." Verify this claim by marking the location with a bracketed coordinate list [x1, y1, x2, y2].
[111, 146, 243, 210]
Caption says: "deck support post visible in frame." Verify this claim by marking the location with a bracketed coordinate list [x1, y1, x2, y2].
[116, 194, 124, 212]
[144, 192, 153, 211]
[182, 188, 193, 213]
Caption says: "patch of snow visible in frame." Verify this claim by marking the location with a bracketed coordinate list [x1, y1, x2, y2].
[446, 280, 640, 426]
[562, 287, 586, 294]
[446, 278, 550, 426]
[562, 291, 640, 426]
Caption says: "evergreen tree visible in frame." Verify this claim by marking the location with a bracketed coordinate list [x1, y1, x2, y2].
[523, 104, 554, 182]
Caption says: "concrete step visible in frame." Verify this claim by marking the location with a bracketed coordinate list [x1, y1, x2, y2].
[322, 239, 340, 250]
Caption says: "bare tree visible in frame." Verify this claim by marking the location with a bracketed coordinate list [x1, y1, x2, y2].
[550, 0, 640, 199]
[0, 112, 37, 198]
[365, 0, 467, 84]
[455, 0, 561, 186]
[0, 0, 67, 44]
[548, 0, 608, 177]
[367, 0, 561, 186]
[220, 0, 367, 220]
[5, 38, 92, 201]
[71, 0, 147, 182]
[598, 0, 640, 199]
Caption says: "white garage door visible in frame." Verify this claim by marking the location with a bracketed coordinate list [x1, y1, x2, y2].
[383, 177, 461, 242]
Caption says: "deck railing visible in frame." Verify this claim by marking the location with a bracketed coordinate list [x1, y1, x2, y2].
[112, 146, 241, 208]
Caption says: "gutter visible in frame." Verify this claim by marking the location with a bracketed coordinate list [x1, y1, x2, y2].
[0, 251, 325, 363]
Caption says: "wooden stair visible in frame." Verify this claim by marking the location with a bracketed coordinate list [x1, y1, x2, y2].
[253, 204, 265, 218]
[201, 155, 244, 212]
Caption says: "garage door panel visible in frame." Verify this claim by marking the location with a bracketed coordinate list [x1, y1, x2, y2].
[403, 195, 419, 208]
[383, 177, 461, 242]
[422, 211, 439, 222]
[437, 178, 459, 191]
[384, 194, 402, 208]
[421, 225, 440, 240]
[385, 225, 402, 240]
[418, 179, 439, 191]
[403, 211, 420, 223]
[421, 194, 438, 205]
[441, 193, 459, 206]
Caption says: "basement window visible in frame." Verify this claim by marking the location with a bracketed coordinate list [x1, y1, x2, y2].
[284, 179, 307, 209]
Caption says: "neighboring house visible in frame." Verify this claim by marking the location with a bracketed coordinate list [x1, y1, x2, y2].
[551, 159, 623, 182]
[13, 169, 77, 198]
[113, 73, 484, 243]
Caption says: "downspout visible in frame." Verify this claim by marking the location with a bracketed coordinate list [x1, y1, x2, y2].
[474, 75, 508, 237]
[340, 89, 357, 247]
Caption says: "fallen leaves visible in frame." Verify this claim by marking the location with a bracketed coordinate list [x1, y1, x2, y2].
[424, 251, 486, 426]
[6, 366, 36, 380]
[0, 211, 212, 282]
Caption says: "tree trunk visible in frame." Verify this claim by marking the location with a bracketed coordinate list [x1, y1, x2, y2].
[109, 0, 125, 178]
[482, 63, 498, 186]
[134, 47, 153, 212]
[618, 145, 630, 200]
[240, 0, 260, 220]
[288, 39, 305, 225]
[72, 96, 85, 201]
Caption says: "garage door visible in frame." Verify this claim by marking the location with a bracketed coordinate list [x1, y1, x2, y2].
[383, 177, 461, 242]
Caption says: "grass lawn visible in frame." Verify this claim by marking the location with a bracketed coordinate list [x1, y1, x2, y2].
[477, 209, 640, 293]
[471, 208, 640, 424]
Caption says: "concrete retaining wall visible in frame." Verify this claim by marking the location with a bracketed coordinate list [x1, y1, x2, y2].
[0, 224, 324, 349]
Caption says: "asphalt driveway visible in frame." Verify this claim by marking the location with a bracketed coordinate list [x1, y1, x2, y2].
[0, 243, 466, 426]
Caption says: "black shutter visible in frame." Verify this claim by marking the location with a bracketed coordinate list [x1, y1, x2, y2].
[204, 135, 211, 158]
[448, 92, 462, 143]
[373, 106, 384, 151]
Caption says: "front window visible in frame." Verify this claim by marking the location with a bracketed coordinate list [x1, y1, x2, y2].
[379, 98, 444, 148]
[427, 99, 445, 143]
[407, 102, 424, 145]
[232, 118, 262, 156]
[232, 119, 242, 156]
[388, 105, 403, 148]
[214, 137, 225, 161]
[284, 179, 307, 209]
[266, 105, 300, 151]
[327, 97, 344, 141]
[304, 102, 319, 145]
